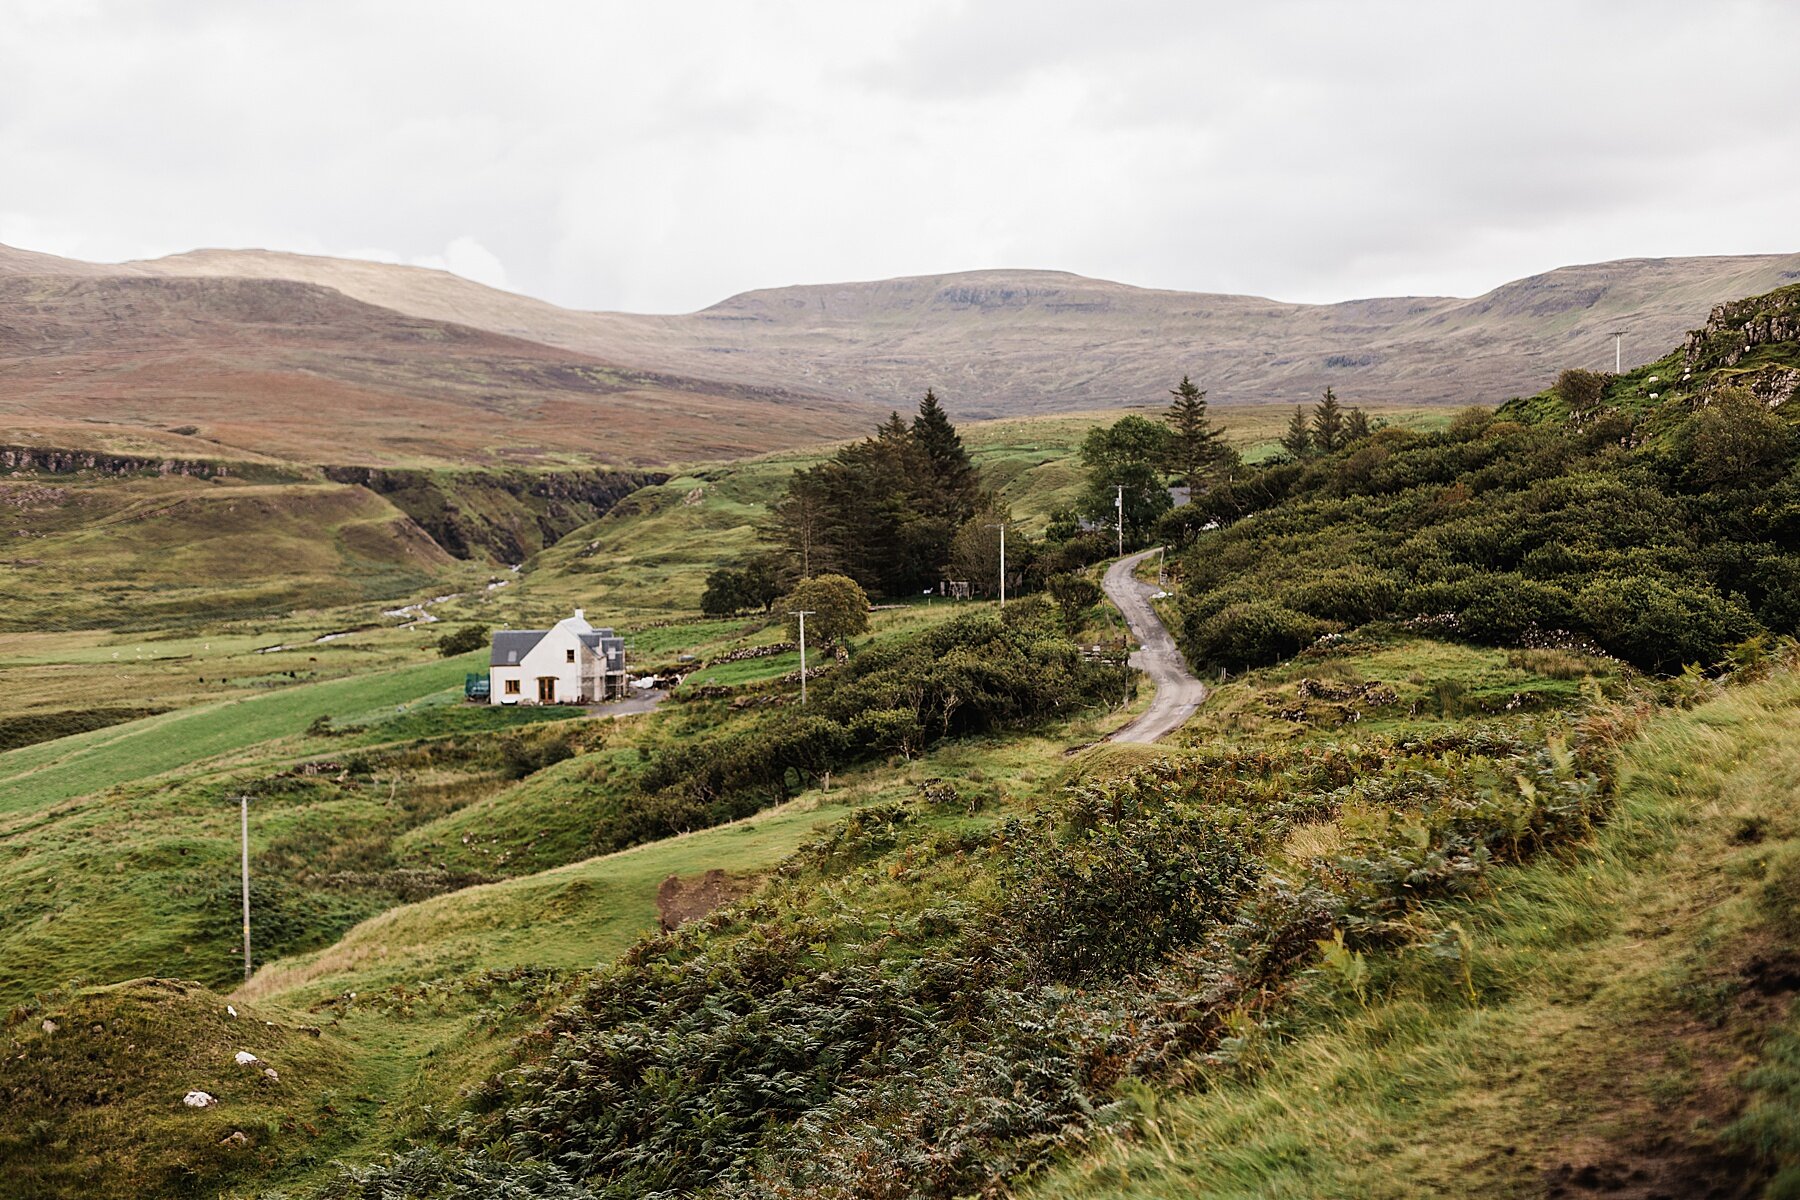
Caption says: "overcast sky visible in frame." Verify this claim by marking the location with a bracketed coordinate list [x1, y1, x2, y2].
[4, 0, 1797, 313]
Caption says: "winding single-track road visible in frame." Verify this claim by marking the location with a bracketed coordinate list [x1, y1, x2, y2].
[1102, 548, 1208, 743]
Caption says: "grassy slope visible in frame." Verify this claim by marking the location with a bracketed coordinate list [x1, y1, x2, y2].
[12, 612, 1790, 1197]
[0, 616, 470, 739]
[230, 724, 1112, 1195]
[245, 791, 865, 1007]
[0, 978, 370, 1199]
[0, 475, 458, 631]
[0, 649, 486, 815]
[1033, 666, 1800, 1198]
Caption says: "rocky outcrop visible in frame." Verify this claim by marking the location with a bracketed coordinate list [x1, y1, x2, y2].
[1679, 284, 1800, 408]
[0, 445, 248, 479]
[1683, 283, 1800, 372]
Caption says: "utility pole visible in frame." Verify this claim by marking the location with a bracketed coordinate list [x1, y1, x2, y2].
[1115, 484, 1124, 558]
[989, 523, 1007, 608]
[238, 795, 251, 983]
[1610, 330, 1626, 374]
[789, 609, 815, 704]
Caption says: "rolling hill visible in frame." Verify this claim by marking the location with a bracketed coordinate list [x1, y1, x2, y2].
[71, 245, 1800, 407]
[5, 242, 1796, 462]
[0, 269, 876, 468]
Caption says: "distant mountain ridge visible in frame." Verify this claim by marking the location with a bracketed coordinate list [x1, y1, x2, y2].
[3, 242, 1797, 462]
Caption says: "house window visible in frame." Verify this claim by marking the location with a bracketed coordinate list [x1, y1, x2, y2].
[504, 679, 521, 695]
[566, 648, 576, 663]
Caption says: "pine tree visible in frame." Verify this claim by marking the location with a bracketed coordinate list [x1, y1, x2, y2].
[911, 388, 979, 524]
[877, 410, 911, 442]
[1344, 406, 1373, 442]
[1280, 406, 1313, 457]
[1162, 375, 1224, 490]
[1312, 387, 1344, 453]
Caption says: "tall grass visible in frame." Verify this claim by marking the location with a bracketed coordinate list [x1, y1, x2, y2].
[1031, 669, 1800, 1199]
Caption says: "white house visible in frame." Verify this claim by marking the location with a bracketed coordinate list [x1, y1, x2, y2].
[488, 609, 627, 705]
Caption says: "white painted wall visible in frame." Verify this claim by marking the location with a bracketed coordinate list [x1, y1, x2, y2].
[490, 612, 600, 704]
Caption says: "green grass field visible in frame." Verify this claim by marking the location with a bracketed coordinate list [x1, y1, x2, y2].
[0, 649, 484, 814]
[247, 790, 869, 1005]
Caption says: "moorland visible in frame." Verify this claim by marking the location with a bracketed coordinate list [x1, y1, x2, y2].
[1, 260, 1798, 1199]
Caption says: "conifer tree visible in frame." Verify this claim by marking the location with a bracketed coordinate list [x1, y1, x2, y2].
[911, 388, 979, 524]
[1162, 375, 1224, 490]
[1280, 406, 1313, 457]
[765, 466, 836, 577]
[878, 410, 911, 442]
[1344, 406, 1373, 443]
[1312, 387, 1344, 453]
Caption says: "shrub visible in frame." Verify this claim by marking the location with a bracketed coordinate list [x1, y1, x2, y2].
[1046, 571, 1102, 630]
[1155, 501, 1218, 548]
[1283, 566, 1398, 625]
[436, 624, 489, 657]
[1408, 574, 1578, 645]
[1033, 531, 1112, 580]
[1682, 386, 1796, 490]
[1187, 601, 1327, 671]
[998, 793, 1264, 980]
[1576, 574, 1759, 672]
[498, 727, 576, 779]
[701, 557, 783, 615]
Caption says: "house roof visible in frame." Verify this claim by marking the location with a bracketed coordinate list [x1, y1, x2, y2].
[489, 624, 625, 670]
[579, 631, 626, 669]
[490, 630, 546, 666]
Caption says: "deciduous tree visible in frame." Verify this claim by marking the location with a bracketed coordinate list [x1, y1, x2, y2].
[781, 574, 870, 645]
[1077, 416, 1174, 551]
[1553, 368, 1609, 418]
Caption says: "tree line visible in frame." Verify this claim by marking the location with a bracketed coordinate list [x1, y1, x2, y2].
[704, 376, 1370, 608]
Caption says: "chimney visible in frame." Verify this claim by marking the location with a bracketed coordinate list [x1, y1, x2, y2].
[574, 607, 585, 621]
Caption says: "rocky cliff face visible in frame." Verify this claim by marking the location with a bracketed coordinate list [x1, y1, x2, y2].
[0, 445, 296, 481]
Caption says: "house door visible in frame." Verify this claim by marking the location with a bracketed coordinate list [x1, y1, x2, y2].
[536, 676, 556, 704]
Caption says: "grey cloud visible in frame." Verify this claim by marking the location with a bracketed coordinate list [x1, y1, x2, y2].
[1, 0, 1796, 312]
